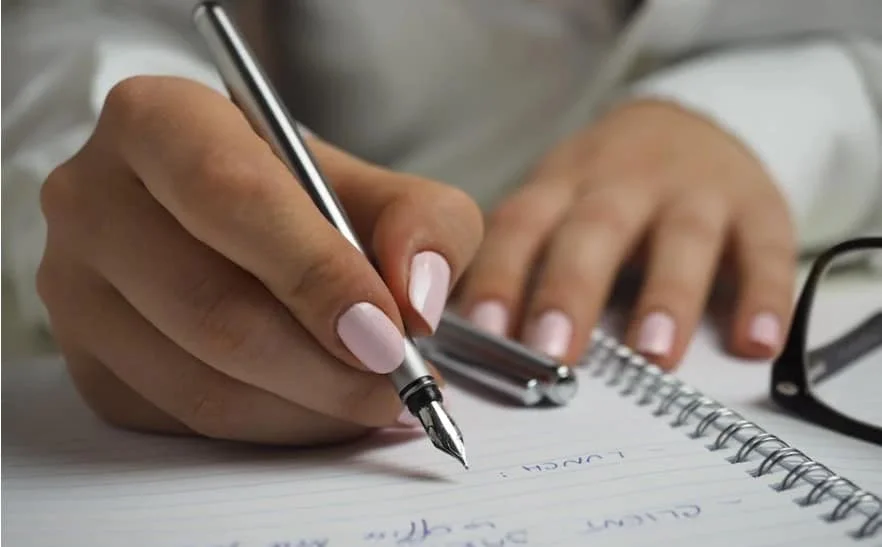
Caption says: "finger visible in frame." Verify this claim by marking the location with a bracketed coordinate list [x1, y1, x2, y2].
[520, 184, 657, 364]
[57, 339, 191, 437]
[96, 76, 405, 374]
[325, 156, 483, 334]
[39, 173, 425, 429]
[623, 191, 730, 369]
[244, 135, 484, 335]
[44, 267, 387, 445]
[727, 197, 797, 359]
[455, 180, 576, 337]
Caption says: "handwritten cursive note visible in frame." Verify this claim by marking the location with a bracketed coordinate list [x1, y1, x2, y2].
[519, 450, 626, 473]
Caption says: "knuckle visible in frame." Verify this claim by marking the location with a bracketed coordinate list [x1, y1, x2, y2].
[193, 147, 251, 190]
[747, 237, 797, 265]
[569, 193, 635, 237]
[40, 164, 79, 228]
[185, 273, 274, 364]
[435, 186, 485, 242]
[40, 154, 109, 251]
[488, 198, 527, 229]
[437, 185, 482, 224]
[663, 207, 724, 246]
[744, 265, 794, 301]
[283, 250, 363, 311]
[738, 238, 797, 298]
[642, 278, 699, 310]
[488, 194, 550, 236]
[185, 148, 269, 212]
[35, 250, 87, 320]
[400, 183, 485, 259]
[102, 76, 158, 131]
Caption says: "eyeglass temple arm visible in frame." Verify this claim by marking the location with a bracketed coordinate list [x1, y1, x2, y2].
[806, 311, 882, 384]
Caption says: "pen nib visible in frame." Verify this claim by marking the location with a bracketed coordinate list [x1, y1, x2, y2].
[417, 401, 468, 469]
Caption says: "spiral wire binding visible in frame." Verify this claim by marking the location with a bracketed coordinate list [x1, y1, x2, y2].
[581, 329, 882, 540]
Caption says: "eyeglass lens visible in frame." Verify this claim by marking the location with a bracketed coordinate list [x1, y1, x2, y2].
[803, 247, 882, 431]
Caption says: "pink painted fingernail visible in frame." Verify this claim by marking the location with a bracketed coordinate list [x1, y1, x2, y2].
[637, 311, 676, 357]
[409, 251, 451, 333]
[749, 311, 781, 350]
[337, 302, 405, 374]
[397, 407, 421, 427]
[525, 310, 573, 358]
[469, 300, 508, 336]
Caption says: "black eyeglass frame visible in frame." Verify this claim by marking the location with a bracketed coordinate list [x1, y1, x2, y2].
[770, 237, 882, 446]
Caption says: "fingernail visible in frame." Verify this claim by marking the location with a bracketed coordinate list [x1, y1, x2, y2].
[525, 309, 572, 358]
[397, 407, 421, 428]
[637, 311, 676, 357]
[409, 251, 451, 332]
[469, 300, 508, 336]
[337, 302, 405, 374]
[749, 311, 781, 350]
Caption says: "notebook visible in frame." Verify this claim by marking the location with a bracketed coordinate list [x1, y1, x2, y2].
[674, 320, 882, 500]
[4, 324, 880, 547]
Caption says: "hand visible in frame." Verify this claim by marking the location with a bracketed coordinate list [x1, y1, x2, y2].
[37, 76, 483, 445]
[455, 99, 796, 369]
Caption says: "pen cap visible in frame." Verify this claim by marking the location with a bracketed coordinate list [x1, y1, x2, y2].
[418, 340, 545, 406]
[431, 311, 578, 405]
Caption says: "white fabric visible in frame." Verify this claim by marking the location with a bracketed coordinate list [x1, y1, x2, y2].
[629, 40, 882, 252]
[3, 0, 882, 355]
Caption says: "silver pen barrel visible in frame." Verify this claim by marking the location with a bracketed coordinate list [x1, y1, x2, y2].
[192, 1, 466, 468]
[192, 4, 360, 250]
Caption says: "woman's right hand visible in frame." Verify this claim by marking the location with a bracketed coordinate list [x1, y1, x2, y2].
[37, 76, 483, 446]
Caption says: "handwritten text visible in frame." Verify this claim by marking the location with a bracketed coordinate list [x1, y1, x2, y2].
[584, 504, 701, 535]
[519, 451, 625, 474]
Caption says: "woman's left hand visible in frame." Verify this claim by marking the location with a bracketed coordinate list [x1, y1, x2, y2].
[455, 99, 797, 369]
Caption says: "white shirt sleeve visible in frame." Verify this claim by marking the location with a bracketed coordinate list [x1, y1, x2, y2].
[625, 39, 882, 253]
[2, 4, 224, 341]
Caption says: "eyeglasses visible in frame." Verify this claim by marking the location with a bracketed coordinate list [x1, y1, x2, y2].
[771, 237, 882, 446]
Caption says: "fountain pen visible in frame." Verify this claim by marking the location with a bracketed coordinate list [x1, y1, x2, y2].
[192, 1, 467, 468]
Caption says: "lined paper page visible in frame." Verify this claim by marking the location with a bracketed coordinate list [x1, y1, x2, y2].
[4, 356, 868, 547]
